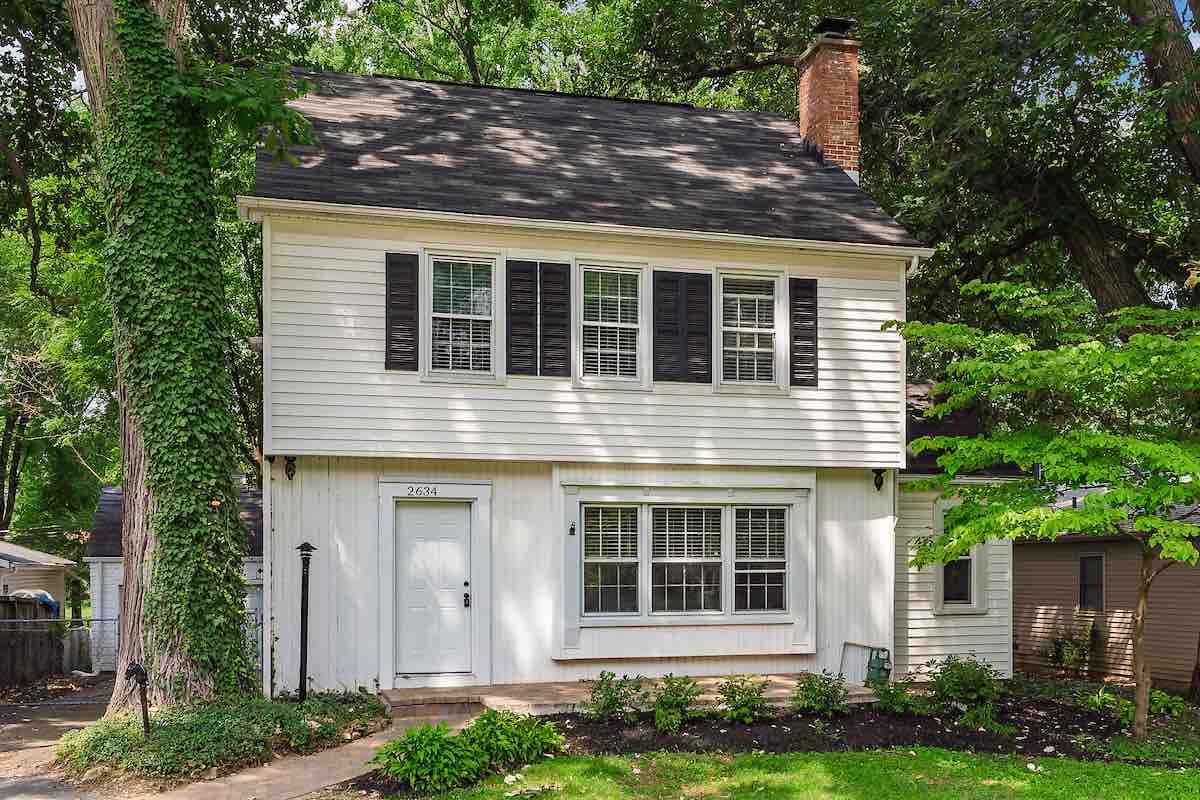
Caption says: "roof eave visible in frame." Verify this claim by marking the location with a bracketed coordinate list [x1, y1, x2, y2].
[237, 196, 935, 260]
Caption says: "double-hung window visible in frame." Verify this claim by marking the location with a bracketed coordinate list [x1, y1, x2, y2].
[431, 258, 494, 372]
[582, 506, 640, 614]
[720, 277, 777, 383]
[651, 507, 723, 613]
[942, 557, 972, 604]
[581, 268, 639, 378]
[1079, 555, 1104, 611]
[734, 507, 788, 611]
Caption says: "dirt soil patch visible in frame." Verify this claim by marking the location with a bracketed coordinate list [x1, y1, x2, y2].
[0, 673, 113, 705]
[547, 691, 1131, 764]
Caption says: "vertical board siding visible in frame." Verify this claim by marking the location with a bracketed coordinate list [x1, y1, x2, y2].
[1013, 541, 1200, 690]
[266, 219, 906, 467]
[893, 490, 1013, 677]
[268, 457, 897, 691]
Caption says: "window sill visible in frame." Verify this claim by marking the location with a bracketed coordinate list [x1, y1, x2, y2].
[422, 371, 505, 386]
[931, 604, 990, 617]
[714, 382, 791, 396]
[579, 614, 795, 628]
[573, 377, 651, 392]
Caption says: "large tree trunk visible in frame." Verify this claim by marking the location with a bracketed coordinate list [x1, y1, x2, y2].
[1131, 545, 1155, 740]
[1122, 0, 1200, 184]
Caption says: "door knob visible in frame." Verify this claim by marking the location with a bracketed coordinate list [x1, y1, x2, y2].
[463, 592, 471, 608]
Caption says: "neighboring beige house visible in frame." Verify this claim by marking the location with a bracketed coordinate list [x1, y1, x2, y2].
[1014, 533, 1200, 691]
[0, 539, 75, 612]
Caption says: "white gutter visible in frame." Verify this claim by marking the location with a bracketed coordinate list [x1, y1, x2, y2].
[237, 196, 936, 260]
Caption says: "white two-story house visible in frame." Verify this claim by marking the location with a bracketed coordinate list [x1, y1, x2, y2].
[238, 21, 1013, 696]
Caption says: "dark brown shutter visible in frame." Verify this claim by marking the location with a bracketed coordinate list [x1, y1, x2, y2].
[507, 260, 539, 375]
[789, 277, 818, 387]
[538, 262, 571, 377]
[654, 271, 711, 383]
[384, 253, 419, 371]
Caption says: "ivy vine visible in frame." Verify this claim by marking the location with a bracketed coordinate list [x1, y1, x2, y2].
[100, 0, 252, 698]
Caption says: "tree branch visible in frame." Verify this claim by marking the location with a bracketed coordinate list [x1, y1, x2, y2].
[0, 135, 64, 315]
[686, 52, 802, 81]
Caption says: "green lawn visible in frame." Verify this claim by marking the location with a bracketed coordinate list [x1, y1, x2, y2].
[319, 749, 1200, 800]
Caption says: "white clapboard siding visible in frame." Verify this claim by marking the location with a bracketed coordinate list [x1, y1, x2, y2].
[264, 216, 907, 467]
[892, 489, 1013, 677]
[268, 457, 896, 693]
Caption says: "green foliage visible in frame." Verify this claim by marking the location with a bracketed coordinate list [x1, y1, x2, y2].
[788, 671, 850, 718]
[652, 674, 703, 734]
[924, 656, 1003, 710]
[56, 691, 386, 779]
[1046, 621, 1094, 676]
[1076, 687, 1188, 728]
[460, 709, 565, 768]
[371, 711, 564, 793]
[716, 674, 771, 724]
[581, 671, 647, 724]
[370, 721, 489, 794]
[958, 702, 1017, 736]
[867, 677, 928, 717]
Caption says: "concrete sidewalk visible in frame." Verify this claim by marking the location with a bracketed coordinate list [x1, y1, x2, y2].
[155, 714, 473, 800]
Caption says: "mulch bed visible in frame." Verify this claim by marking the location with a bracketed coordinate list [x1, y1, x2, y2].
[0, 673, 111, 705]
[548, 692, 1126, 763]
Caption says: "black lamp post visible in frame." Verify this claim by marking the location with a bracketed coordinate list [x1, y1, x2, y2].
[297, 541, 317, 702]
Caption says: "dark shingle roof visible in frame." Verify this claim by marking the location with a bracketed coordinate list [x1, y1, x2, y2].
[87, 486, 263, 558]
[254, 71, 920, 248]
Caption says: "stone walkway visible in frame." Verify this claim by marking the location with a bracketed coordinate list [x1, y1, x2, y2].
[383, 672, 876, 716]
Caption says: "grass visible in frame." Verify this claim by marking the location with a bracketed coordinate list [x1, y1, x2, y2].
[56, 690, 388, 782]
[315, 749, 1200, 799]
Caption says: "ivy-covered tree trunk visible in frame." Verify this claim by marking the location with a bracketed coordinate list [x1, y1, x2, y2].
[68, 0, 252, 708]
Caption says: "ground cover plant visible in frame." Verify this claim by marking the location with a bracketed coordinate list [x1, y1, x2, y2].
[55, 691, 387, 781]
[332, 747, 1198, 799]
[369, 710, 564, 794]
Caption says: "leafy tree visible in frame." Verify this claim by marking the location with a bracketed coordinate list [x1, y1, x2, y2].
[894, 282, 1200, 740]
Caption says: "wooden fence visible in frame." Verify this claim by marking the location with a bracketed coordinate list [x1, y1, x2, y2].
[0, 597, 63, 686]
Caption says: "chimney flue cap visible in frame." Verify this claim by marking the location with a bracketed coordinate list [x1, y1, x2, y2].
[813, 17, 857, 39]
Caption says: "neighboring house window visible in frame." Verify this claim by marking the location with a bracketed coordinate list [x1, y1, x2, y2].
[651, 507, 723, 612]
[1079, 555, 1104, 611]
[721, 277, 776, 383]
[734, 507, 788, 611]
[581, 268, 639, 378]
[942, 557, 972, 604]
[582, 505, 639, 614]
[430, 258, 494, 372]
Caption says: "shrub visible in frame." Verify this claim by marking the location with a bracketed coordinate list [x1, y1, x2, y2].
[1046, 621, 1094, 676]
[370, 722, 488, 794]
[1076, 686, 1187, 727]
[460, 709, 564, 768]
[581, 671, 647, 724]
[867, 677, 928, 717]
[925, 655, 1003, 709]
[56, 691, 387, 780]
[652, 674, 703, 734]
[717, 674, 771, 724]
[789, 671, 849, 718]
[959, 702, 1017, 736]
[1151, 689, 1187, 719]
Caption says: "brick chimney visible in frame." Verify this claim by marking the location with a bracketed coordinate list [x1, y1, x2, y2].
[797, 18, 861, 183]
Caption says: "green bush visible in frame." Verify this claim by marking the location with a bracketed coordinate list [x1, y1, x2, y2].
[56, 691, 386, 780]
[581, 671, 647, 724]
[717, 674, 771, 724]
[959, 702, 1017, 735]
[460, 709, 564, 768]
[789, 671, 850, 718]
[925, 655, 1003, 709]
[1075, 686, 1187, 727]
[867, 678, 928, 716]
[652, 674, 703, 734]
[370, 722, 488, 794]
[1151, 690, 1187, 719]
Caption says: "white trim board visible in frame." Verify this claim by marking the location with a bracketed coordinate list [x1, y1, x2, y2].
[237, 196, 935, 259]
[377, 481, 493, 690]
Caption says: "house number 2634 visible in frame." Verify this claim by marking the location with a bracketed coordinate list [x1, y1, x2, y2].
[407, 485, 438, 497]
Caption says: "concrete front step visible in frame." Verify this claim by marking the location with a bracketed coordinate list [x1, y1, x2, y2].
[382, 673, 877, 718]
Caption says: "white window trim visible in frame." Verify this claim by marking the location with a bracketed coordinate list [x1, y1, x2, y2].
[573, 260, 652, 390]
[1077, 551, 1106, 613]
[715, 271, 789, 395]
[420, 249, 506, 385]
[561, 482, 815, 653]
[931, 497, 990, 616]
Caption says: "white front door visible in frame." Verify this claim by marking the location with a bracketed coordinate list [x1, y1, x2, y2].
[396, 501, 472, 674]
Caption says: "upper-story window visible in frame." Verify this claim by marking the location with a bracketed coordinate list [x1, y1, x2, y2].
[720, 277, 777, 383]
[431, 258, 494, 372]
[582, 268, 639, 378]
